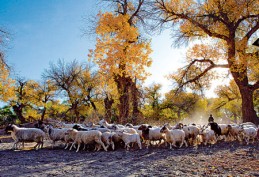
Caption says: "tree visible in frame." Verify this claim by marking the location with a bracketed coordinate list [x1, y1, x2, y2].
[90, 0, 152, 123]
[0, 29, 15, 102]
[9, 78, 39, 123]
[43, 59, 100, 122]
[153, 0, 259, 124]
[162, 90, 200, 120]
[31, 79, 57, 121]
[43, 59, 83, 122]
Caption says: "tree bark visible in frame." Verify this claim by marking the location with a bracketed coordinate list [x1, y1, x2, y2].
[115, 75, 130, 124]
[104, 95, 114, 121]
[239, 87, 259, 125]
[131, 80, 142, 125]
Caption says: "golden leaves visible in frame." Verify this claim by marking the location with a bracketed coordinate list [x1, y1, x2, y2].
[91, 12, 152, 82]
[0, 59, 15, 102]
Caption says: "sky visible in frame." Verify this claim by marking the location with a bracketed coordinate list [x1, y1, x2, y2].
[0, 0, 221, 97]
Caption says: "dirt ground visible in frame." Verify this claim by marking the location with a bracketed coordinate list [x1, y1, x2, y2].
[0, 135, 259, 177]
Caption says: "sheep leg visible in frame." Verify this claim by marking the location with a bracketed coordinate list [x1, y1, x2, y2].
[95, 139, 107, 151]
[34, 143, 39, 150]
[69, 142, 76, 151]
[52, 141, 55, 149]
[125, 143, 130, 150]
[184, 140, 188, 147]
[111, 141, 115, 150]
[146, 140, 150, 149]
[172, 143, 177, 148]
[137, 139, 142, 150]
[76, 143, 81, 152]
[64, 143, 69, 149]
[11, 142, 16, 150]
[179, 141, 184, 148]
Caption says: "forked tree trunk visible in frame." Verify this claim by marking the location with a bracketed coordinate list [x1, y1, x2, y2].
[239, 87, 259, 125]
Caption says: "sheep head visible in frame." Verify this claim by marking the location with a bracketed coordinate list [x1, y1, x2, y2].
[160, 125, 168, 133]
[5, 124, 14, 133]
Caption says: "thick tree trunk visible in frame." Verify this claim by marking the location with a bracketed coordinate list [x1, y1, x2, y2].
[239, 87, 259, 125]
[131, 80, 141, 125]
[115, 75, 130, 124]
[118, 88, 130, 124]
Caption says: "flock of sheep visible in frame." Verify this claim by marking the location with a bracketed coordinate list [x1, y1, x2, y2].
[4, 119, 259, 152]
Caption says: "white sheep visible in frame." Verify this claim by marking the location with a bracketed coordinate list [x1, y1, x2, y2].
[68, 129, 107, 152]
[44, 125, 70, 148]
[176, 123, 199, 146]
[227, 124, 243, 141]
[111, 125, 137, 134]
[199, 127, 217, 146]
[239, 126, 258, 144]
[99, 119, 124, 129]
[5, 124, 45, 150]
[138, 124, 166, 149]
[160, 124, 187, 149]
[95, 131, 115, 151]
[116, 131, 142, 150]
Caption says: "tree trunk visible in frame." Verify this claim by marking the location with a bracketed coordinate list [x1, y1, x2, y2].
[239, 87, 259, 125]
[115, 75, 130, 124]
[12, 105, 26, 123]
[41, 107, 46, 121]
[104, 95, 114, 121]
[131, 80, 141, 125]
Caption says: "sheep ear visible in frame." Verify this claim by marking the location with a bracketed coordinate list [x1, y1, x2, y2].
[148, 125, 152, 128]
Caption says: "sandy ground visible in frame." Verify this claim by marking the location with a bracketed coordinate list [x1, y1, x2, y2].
[0, 135, 259, 177]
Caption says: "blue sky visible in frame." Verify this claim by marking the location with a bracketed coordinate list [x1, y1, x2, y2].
[0, 0, 98, 80]
[0, 0, 218, 97]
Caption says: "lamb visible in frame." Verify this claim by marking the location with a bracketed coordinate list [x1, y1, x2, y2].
[5, 124, 45, 150]
[68, 129, 107, 152]
[160, 124, 187, 149]
[138, 124, 165, 148]
[116, 131, 142, 150]
[44, 125, 70, 148]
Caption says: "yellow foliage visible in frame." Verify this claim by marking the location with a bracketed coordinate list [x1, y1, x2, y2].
[92, 12, 152, 82]
[0, 60, 15, 102]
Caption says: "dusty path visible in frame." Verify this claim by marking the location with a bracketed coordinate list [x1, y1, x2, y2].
[0, 140, 259, 177]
